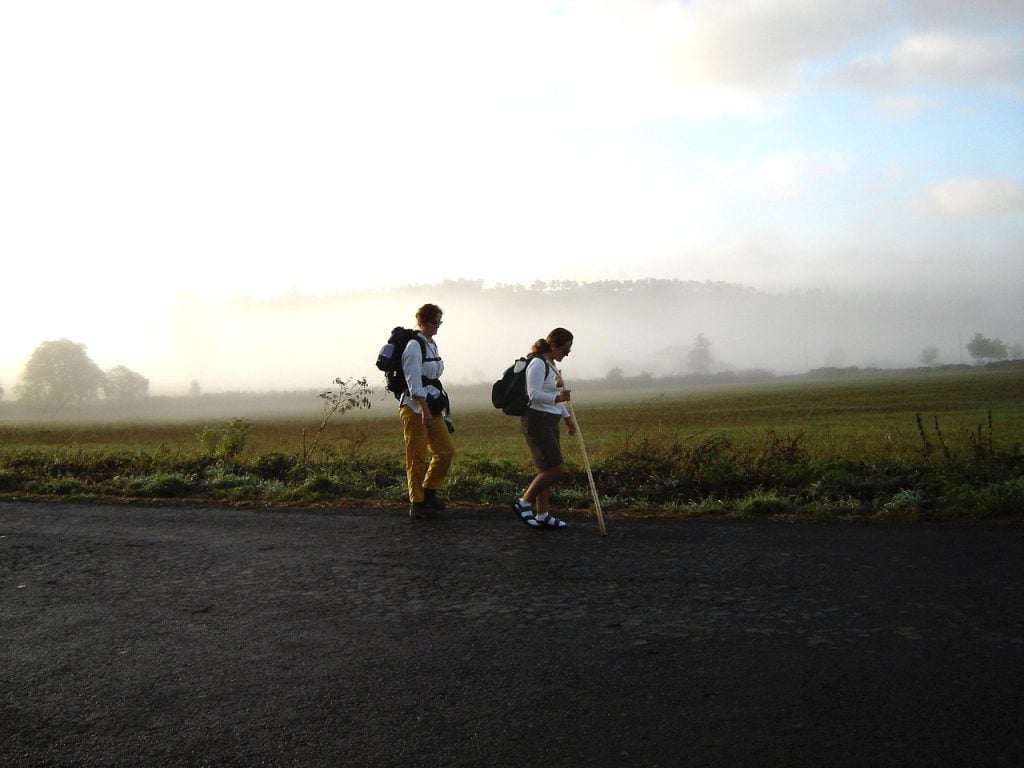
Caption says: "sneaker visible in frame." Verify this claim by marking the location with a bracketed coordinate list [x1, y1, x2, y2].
[409, 501, 438, 520]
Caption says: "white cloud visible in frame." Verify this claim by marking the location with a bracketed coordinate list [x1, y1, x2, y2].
[904, 1, 1024, 29]
[667, 0, 885, 86]
[923, 177, 1024, 217]
[873, 95, 935, 120]
[708, 150, 849, 201]
[832, 31, 1024, 97]
[499, 0, 893, 122]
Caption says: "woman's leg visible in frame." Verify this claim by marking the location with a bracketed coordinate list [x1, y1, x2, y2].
[534, 486, 551, 515]
[423, 415, 455, 491]
[523, 464, 564, 506]
[516, 411, 567, 526]
[525, 467, 567, 528]
[400, 406, 428, 502]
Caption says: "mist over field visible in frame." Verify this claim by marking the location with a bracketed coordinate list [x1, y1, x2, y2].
[4, 279, 1019, 400]
[4, 4, 1022, 405]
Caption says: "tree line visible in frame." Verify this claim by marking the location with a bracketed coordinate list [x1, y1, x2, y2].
[4, 329, 1022, 413]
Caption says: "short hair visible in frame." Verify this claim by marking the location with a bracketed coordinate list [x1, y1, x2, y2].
[415, 303, 443, 325]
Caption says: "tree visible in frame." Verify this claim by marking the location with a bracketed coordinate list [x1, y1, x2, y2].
[103, 365, 149, 402]
[965, 333, 1008, 364]
[919, 346, 940, 367]
[16, 339, 107, 410]
[687, 333, 713, 376]
[1009, 343, 1024, 360]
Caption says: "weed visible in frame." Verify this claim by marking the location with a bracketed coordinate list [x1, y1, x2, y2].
[120, 472, 198, 498]
[251, 452, 299, 481]
[197, 418, 252, 460]
[302, 377, 372, 461]
[882, 489, 924, 519]
[971, 478, 1024, 520]
[736, 491, 799, 517]
[0, 469, 19, 491]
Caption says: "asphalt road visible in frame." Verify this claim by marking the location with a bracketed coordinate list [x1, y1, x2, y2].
[2, 501, 1022, 767]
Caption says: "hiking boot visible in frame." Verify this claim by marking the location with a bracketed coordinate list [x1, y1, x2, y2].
[423, 488, 446, 511]
[409, 501, 438, 520]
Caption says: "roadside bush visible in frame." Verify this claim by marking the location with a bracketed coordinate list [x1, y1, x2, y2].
[197, 418, 252, 460]
[971, 478, 1024, 520]
[447, 455, 523, 503]
[26, 475, 95, 496]
[881, 489, 924, 519]
[2, 450, 50, 472]
[0, 469, 21, 491]
[251, 452, 299, 481]
[595, 432, 809, 505]
[736, 491, 799, 517]
[120, 472, 198, 498]
[287, 473, 343, 503]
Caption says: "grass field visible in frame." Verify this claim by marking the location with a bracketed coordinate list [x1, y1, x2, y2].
[2, 368, 1022, 520]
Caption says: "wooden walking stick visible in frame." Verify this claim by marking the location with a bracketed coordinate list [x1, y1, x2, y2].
[566, 401, 607, 537]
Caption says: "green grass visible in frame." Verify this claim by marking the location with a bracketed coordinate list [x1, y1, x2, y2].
[2, 369, 1022, 521]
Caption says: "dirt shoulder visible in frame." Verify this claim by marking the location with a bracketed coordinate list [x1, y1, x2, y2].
[2, 502, 1022, 767]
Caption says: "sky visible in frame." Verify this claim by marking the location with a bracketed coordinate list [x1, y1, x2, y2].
[2, 0, 1022, 393]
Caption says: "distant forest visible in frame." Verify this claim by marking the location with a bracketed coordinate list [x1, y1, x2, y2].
[2, 277, 1022, 405]
[335, 277, 1022, 381]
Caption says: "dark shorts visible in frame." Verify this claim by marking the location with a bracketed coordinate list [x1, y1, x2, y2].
[521, 409, 563, 470]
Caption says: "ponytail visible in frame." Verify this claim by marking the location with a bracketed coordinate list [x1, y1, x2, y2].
[528, 327, 573, 359]
[528, 338, 551, 358]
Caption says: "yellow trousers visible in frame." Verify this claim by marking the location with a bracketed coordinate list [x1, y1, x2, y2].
[400, 406, 455, 503]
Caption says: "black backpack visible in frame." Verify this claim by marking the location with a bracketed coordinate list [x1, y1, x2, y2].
[376, 327, 428, 400]
[491, 357, 548, 416]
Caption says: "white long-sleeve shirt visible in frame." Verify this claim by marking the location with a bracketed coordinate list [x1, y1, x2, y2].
[526, 356, 569, 418]
[399, 333, 443, 414]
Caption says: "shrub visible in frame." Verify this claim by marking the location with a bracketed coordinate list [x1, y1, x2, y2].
[197, 418, 252, 460]
[286, 473, 343, 503]
[972, 478, 1024, 520]
[26, 475, 94, 496]
[0, 469, 21, 491]
[251, 452, 299, 481]
[882, 489, 924, 519]
[121, 472, 197, 498]
[736, 492, 799, 517]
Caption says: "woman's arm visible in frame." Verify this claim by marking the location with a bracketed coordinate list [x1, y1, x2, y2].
[525, 358, 558, 406]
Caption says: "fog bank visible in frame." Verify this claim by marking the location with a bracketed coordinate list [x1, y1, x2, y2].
[4, 279, 1013, 396]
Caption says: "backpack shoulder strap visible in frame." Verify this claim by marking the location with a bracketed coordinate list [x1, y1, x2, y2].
[526, 354, 551, 380]
[409, 332, 444, 389]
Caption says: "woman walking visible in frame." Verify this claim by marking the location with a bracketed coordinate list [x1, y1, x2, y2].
[400, 303, 455, 519]
[512, 328, 576, 530]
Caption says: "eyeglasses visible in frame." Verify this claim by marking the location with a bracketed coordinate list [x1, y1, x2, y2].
[431, 318, 443, 326]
